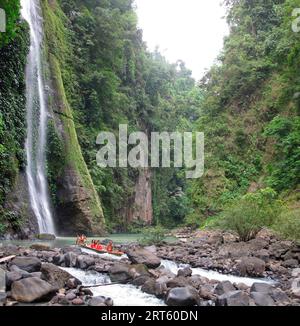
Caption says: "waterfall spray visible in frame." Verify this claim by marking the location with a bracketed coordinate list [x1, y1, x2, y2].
[21, 0, 55, 235]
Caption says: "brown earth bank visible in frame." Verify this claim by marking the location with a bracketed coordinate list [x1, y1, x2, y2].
[0, 229, 299, 306]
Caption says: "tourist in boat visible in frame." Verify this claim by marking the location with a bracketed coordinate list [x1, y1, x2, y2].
[106, 240, 114, 253]
[96, 241, 103, 251]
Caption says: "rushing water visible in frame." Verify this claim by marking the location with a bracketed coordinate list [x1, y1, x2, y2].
[160, 260, 276, 287]
[62, 268, 165, 306]
[21, 0, 55, 235]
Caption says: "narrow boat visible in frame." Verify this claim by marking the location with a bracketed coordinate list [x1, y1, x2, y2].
[80, 244, 125, 257]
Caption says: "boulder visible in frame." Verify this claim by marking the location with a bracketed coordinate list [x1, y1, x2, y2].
[167, 276, 191, 289]
[10, 257, 41, 273]
[41, 263, 81, 289]
[269, 241, 292, 259]
[250, 283, 273, 294]
[11, 277, 56, 303]
[0, 268, 5, 293]
[177, 267, 192, 277]
[236, 257, 266, 277]
[109, 263, 132, 283]
[5, 271, 22, 289]
[166, 287, 201, 306]
[30, 243, 51, 251]
[36, 234, 56, 241]
[64, 252, 77, 268]
[72, 298, 84, 306]
[250, 292, 275, 306]
[131, 275, 151, 287]
[88, 296, 107, 306]
[141, 278, 167, 298]
[270, 289, 290, 304]
[76, 255, 95, 270]
[214, 281, 236, 296]
[66, 278, 81, 289]
[292, 268, 300, 278]
[216, 291, 250, 306]
[52, 254, 65, 266]
[126, 247, 161, 268]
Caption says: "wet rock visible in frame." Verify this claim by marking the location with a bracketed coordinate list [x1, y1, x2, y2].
[236, 257, 266, 277]
[6, 271, 22, 289]
[167, 276, 191, 289]
[41, 263, 81, 289]
[109, 263, 132, 283]
[254, 249, 270, 262]
[214, 281, 236, 296]
[250, 292, 275, 306]
[52, 254, 65, 266]
[76, 255, 95, 270]
[177, 267, 192, 277]
[11, 277, 56, 303]
[88, 296, 106, 306]
[126, 247, 161, 269]
[128, 264, 149, 279]
[141, 278, 167, 298]
[10, 257, 41, 273]
[30, 243, 51, 251]
[131, 275, 151, 287]
[64, 252, 77, 268]
[166, 287, 201, 306]
[216, 291, 250, 306]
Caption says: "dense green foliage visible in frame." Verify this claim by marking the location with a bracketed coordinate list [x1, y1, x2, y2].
[54, 0, 201, 229]
[0, 14, 29, 225]
[211, 188, 284, 241]
[188, 0, 300, 225]
[139, 225, 167, 246]
[273, 208, 300, 242]
[0, 0, 20, 47]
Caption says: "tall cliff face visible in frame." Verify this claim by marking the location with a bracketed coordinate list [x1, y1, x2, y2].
[41, 1, 105, 235]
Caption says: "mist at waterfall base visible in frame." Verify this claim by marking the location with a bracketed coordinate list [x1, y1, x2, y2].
[21, 0, 55, 235]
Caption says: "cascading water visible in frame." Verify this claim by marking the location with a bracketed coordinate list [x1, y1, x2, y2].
[21, 0, 55, 235]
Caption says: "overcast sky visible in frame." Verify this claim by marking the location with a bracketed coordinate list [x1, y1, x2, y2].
[134, 0, 229, 80]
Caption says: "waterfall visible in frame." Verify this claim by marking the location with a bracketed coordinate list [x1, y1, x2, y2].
[21, 0, 55, 235]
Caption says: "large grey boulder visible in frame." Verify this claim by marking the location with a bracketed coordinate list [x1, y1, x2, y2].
[109, 263, 149, 283]
[5, 271, 22, 288]
[214, 281, 236, 296]
[10, 257, 41, 273]
[236, 257, 266, 277]
[76, 255, 95, 270]
[166, 287, 201, 306]
[250, 283, 273, 294]
[250, 292, 275, 306]
[216, 291, 250, 306]
[126, 247, 161, 269]
[141, 277, 168, 298]
[11, 277, 56, 303]
[64, 252, 77, 267]
[41, 263, 81, 289]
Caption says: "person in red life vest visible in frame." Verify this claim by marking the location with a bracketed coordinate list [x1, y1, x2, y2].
[96, 241, 103, 251]
[106, 240, 114, 253]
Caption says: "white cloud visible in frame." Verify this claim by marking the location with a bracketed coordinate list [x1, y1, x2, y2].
[134, 0, 229, 80]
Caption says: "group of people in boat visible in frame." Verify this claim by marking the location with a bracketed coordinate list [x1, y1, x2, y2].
[76, 235, 114, 253]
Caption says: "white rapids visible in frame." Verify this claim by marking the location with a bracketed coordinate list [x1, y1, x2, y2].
[160, 260, 276, 287]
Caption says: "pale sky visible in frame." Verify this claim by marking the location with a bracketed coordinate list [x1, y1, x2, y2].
[134, 0, 229, 80]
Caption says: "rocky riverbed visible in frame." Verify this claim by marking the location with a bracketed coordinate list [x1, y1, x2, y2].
[0, 229, 300, 306]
